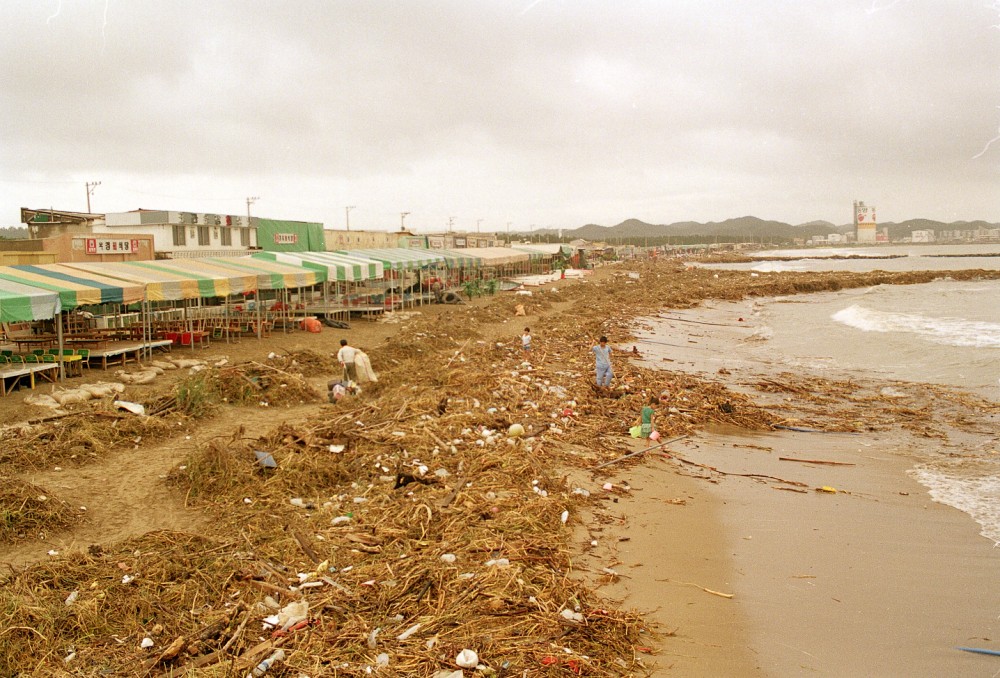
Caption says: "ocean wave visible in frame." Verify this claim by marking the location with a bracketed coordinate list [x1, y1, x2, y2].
[909, 464, 1000, 544]
[831, 305, 1000, 348]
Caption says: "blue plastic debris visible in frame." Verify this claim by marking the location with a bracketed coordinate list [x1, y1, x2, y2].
[254, 450, 278, 469]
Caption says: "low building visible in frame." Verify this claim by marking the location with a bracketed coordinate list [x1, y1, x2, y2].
[11, 209, 155, 263]
[425, 232, 498, 249]
[323, 229, 417, 250]
[911, 229, 936, 243]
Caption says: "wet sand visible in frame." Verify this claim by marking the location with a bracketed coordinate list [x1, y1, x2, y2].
[609, 300, 1000, 676]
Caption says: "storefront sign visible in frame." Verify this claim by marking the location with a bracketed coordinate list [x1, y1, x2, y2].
[86, 238, 140, 254]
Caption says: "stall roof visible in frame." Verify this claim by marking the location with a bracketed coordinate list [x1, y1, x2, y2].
[0, 263, 145, 310]
[65, 260, 258, 302]
[336, 248, 447, 271]
[0, 277, 61, 322]
[253, 251, 384, 282]
[459, 247, 531, 266]
[512, 243, 570, 256]
[431, 248, 482, 268]
[167, 257, 325, 290]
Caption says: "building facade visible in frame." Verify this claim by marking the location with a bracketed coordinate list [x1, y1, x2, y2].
[323, 229, 418, 250]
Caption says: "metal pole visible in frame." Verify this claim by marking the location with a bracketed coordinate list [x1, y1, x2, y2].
[346, 205, 355, 231]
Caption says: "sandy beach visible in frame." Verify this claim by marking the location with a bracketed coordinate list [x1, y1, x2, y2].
[609, 299, 1000, 677]
[2, 260, 999, 675]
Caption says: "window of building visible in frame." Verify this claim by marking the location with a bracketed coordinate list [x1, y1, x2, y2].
[172, 224, 186, 246]
[197, 225, 210, 246]
[240, 228, 250, 246]
[220, 227, 232, 246]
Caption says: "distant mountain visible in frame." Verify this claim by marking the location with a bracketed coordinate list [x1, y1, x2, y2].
[540, 217, 851, 244]
[532, 217, 999, 244]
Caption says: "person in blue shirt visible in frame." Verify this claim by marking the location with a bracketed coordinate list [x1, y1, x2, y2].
[592, 335, 612, 389]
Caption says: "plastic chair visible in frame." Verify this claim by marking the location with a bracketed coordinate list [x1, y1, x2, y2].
[9, 355, 24, 364]
[0, 355, 9, 363]
[62, 349, 75, 357]
[46, 348, 59, 355]
[1, 349, 12, 357]
[75, 348, 90, 369]
[24, 354, 39, 363]
[32, 349, 45, 356]
[42, 354, 57, 363]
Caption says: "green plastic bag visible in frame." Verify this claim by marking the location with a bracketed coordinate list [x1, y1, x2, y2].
[629, 425, 642, 438]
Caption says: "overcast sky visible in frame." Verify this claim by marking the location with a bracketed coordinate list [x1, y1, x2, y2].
[2, 1, 999, 232]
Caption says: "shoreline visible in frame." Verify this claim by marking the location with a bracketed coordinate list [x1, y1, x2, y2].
[618, 298, 1000, 676]
[3, 261, 999, 674]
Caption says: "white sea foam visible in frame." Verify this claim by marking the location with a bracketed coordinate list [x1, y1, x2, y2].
[908, 465, 1000, 544]
[751, 261, 809, 273]
[831, 305, 1000, 348]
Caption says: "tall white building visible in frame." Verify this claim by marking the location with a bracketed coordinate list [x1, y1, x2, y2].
[854, 201, 877, 244]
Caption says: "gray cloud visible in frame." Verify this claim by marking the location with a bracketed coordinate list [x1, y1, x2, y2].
[2, 0, 999, 230]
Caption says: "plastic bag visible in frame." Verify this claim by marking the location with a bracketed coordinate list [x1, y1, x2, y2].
[629, 425, 642, 438]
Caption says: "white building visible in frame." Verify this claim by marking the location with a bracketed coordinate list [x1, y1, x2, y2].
[100, 210, 259, 258]
[910, 229, 936, 243]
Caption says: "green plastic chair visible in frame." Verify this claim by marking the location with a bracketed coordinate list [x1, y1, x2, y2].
[9, 355, 24, 364]
[46, 348, 59, 355]
[75, 348, 91, 369]
[1, 349, 12, 357]
[31, 349, 45, 356]
[62, 349, 75, 357]
[42, 354, 57, 363]
[24, 354, 39, 363]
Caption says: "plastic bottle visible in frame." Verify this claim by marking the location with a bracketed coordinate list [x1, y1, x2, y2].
[248, 649, 285, 677]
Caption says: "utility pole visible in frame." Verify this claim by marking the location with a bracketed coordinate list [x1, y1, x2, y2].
[476, 218, 483, 233]
[506, 221, 512, 244]
[247, 196, 259, 228]
[447, 216, 455, 232]
[345, 205, 355, 231]
[85, 181, 101, 212]
[400, 212, 410, 230]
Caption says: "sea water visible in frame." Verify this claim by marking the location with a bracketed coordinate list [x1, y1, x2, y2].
[688, 245, 1000, 544]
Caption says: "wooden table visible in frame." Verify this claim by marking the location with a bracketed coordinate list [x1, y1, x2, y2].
[0, 363, 59, 396]
[12, 335, 58, 351]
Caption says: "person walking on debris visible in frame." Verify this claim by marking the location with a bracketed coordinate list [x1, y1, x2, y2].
[522, 327, 532, 353]
[337, 338, 358, 382]
[636, 394, 657, 438]
[592, 335, 613, 389]
[431, 278, 444, 304]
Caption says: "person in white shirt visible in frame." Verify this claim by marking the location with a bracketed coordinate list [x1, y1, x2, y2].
[521, 327, 531, 352]
[337, 338, 359, 382]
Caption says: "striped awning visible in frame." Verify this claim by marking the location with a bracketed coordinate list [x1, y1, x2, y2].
[459, 247, 531, 266]
[432, 248, 482, 268]
[0, 277, 61, 322]
[337, 248, 447, 271]
[0, 263, 145, 310]
[167, 257, 325, 290]
[253, 251, 384, 282]
[65, 260, 258, 302]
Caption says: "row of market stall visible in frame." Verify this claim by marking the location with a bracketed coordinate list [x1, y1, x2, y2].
[0, 244, 569, 329]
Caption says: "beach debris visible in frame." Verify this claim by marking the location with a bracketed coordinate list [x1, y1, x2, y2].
[816, 486, 838, 494]
[957, 647, 1000, 657]
[779, 456, 855, 466]
[249, 649, 285, 676]
[254, 450, 278, 469]
[656, 577, 734, 599]
[113, 400, 146, 416]
[455, 649, 479, 668]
